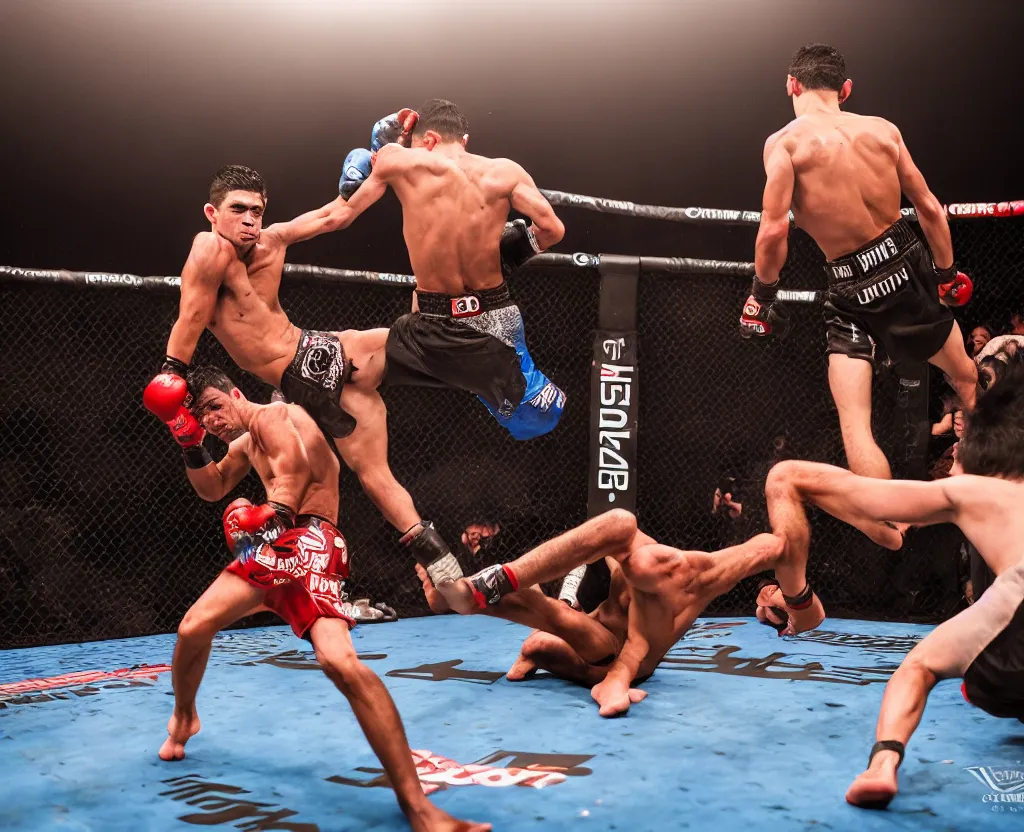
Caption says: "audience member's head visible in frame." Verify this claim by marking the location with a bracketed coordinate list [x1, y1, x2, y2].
[966, 324, 994, 357]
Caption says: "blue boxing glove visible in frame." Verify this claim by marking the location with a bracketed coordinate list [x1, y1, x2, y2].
[370, 109, 418, 152]
[339, 148, 373, 201]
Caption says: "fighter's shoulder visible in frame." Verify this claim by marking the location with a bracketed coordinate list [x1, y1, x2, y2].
[940, 473, 1005, 506]
[226, 431, 254, 460]
[190, 231, 234, 260]
[188, 232, 234, 274]
[763, 123, 799, 156]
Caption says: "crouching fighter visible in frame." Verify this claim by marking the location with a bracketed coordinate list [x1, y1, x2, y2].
[422, 510, 785, 717]
[756, 354, 1024, 809]
[145, 365, 488, 832]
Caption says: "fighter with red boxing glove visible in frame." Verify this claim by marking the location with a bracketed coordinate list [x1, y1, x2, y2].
[157, 363, 489, 832]
[934, 264, 974, 308]
[742, 42, 978, 485]
[143, 366, 212, 470]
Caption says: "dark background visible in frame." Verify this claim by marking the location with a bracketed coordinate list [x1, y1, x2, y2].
[1, 0, 1020, 275]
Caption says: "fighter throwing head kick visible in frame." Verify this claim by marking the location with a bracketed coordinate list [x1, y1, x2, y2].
[740, 43, 978, 481]
[759, 353, 1024, 809]
[143, 165, 466, 587]
[333, 98, 568, 599]
[147, 365, 488, 832]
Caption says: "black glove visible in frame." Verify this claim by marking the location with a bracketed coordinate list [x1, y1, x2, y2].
[499, 219, 542, 279]
[739, 277, 789, 339]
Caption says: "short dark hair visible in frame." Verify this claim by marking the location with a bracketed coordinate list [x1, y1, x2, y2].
[958, 351, 1024, 478]
[788, 44, 847, 92]
[209, 165, 267, 207]
[187, 365, 237, 405]
[412, 99, 469, 142]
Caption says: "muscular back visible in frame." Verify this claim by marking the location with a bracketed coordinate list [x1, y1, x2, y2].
[386, 150, 520, 294]
[777, 113, 902, 259]
[245, 403, 341, 523]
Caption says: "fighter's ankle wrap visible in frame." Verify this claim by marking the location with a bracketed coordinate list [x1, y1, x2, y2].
[868, 740, 905, 769]
[782, 583, 814, 610]
[558, 565, 587, 608]
[182, 444, 214, 469]
[402, 521, 464, 585]
[468, 563, 519, 609]
[750, 276, 780, 302]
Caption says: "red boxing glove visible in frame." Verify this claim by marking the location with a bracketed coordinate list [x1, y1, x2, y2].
[143, 373, 189, 422]
[937, 270, 973, 307]
[222, 498, 295, 553]
[167, 406, 205, 449]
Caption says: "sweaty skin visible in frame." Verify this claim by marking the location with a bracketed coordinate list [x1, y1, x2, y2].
[346, 138, 564, 296]
[756, 94, 953, 281]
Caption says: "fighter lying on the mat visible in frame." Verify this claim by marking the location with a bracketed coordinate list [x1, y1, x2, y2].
[754, 353, 1024, 810]
[419, 513, 791, 717]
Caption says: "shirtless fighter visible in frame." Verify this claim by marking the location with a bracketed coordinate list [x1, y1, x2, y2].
[422, 510, 786, 717]
[328, 98, 568, 596]
[740, 43, 977, 480]
[760, 354, 1024, 809]
[144, 165, 467, 588]
[147, 365, 488, 832]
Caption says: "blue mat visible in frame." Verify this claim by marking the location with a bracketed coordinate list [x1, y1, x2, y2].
[2, 615, 1022, 830]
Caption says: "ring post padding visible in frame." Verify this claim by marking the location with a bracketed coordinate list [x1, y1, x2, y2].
[588, 255, 640, 518]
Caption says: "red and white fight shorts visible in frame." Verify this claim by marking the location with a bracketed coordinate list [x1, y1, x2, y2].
[226, 514, 355, 638]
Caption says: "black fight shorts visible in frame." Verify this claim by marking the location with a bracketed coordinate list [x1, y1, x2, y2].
[822, 219, 954, 365]
[384, 283, 527, 417]
[962, 563, 1024, 720]
[280, 330, 356, 439]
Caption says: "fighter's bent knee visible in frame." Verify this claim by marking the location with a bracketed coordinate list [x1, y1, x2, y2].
[595, 508, 637, 545]
[764, 459, 813, 499]
[177, 610, 218, 643]
[315, 645, 367, 689]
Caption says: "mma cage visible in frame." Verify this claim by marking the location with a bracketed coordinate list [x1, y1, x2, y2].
[2, 194, 1023, 649]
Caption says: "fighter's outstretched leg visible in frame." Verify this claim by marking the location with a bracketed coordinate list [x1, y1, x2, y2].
[446, 510, 638, 614]
[311, 618, 490, 832]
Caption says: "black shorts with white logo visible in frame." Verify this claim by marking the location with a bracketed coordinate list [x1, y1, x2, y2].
[822, 219, 954, 365]
[280, 330, 356, 439]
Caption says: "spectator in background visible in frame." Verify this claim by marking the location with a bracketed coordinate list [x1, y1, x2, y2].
[929, 409, 964, 479]
[711, 476, 743, 521]
[459, 520, 502, 560]
[965, 324, 994, 358]
[931, 391, 961, 436]
[1009, 307, 1024, 336]
[976, 333, 1024, 366]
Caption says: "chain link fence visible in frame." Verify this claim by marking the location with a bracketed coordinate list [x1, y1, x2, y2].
[2, 216, 1021, 648]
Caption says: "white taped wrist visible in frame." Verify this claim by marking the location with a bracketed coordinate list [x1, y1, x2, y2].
[427, 552, 464, 586]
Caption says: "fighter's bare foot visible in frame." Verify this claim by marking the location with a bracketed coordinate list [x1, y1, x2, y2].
[415, 564, 451, 614]
[158, 710, 201, 761]
[591, 678, 647, 718]
[506, 652, 538, 681]
[409, 804, 491, 832]
[846, 766, 899, 809]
